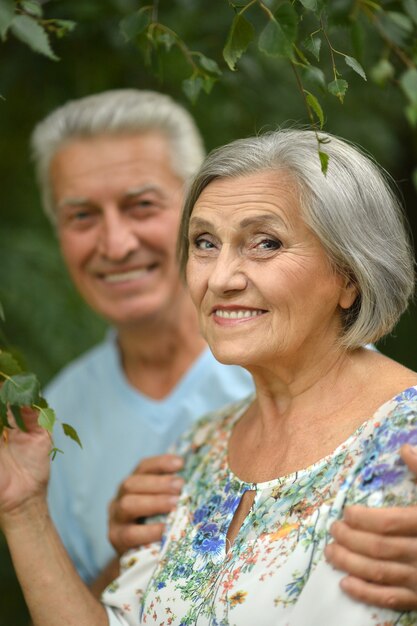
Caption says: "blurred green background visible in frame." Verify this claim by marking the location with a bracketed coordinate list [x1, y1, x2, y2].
[1, 1, 417, 623]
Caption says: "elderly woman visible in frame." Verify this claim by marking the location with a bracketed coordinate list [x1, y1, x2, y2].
[1, 129, 417, 626]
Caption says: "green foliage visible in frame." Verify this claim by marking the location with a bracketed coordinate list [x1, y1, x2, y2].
[0, 0, 75, 61]
[223, 13, 255, 70]
[0, 343, 81, 453]
[98, 0, 417, 174]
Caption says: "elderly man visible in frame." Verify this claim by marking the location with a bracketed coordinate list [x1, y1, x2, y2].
[31, 89, 254, 590]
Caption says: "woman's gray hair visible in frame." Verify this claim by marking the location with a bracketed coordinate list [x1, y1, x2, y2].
[178, 128, 415, 348]
[31, 89, 205, 224]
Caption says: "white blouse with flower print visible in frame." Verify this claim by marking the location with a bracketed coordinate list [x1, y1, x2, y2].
[102, 386, 417, 626]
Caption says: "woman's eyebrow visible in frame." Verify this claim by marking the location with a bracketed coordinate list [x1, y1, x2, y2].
[238, 214, 287, 229]
[189, 216, 213, 230]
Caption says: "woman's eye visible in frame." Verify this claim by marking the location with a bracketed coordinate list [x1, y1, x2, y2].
[195, 237, 215, 250]
[255, 238, 282, 250]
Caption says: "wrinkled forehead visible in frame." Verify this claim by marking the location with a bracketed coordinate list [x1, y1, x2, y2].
[190, 169, 304, 227]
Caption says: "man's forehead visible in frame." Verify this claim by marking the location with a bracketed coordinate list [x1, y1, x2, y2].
[56, 184, 165, 210]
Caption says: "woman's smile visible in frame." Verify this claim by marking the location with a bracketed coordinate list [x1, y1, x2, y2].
[212, 306, 267, 324]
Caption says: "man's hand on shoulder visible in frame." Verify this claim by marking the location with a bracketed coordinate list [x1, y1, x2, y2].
[325, 444, 417, 611]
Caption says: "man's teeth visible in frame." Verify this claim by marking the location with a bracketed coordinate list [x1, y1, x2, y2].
[215, 309, 263, 319]
[104, 268, 149, 283]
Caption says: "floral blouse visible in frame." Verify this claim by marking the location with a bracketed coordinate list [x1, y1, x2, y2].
[103, 386, 417, 626]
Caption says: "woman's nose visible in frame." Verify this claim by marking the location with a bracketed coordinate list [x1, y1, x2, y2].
[207, 246, 247, 295]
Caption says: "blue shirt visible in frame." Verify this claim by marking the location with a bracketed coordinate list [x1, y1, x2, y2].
[45, 332, 254, 583]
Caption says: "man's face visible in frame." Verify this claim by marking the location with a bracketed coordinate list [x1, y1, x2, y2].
[50, 132, 186, 328]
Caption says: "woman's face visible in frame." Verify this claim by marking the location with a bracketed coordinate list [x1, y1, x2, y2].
[186, 170, 357, 371]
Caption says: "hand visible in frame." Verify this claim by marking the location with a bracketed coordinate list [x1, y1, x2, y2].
[0, 406, 51, 525]
[325, 444, 417, 611]
[108, 453, 184, 555]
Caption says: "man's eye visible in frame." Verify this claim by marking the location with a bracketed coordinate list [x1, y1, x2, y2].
[127, 198, 157, 212]
[73, 210, 94, 220]
[133, 199, 153, 208]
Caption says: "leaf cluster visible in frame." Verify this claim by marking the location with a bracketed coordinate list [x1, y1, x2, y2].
[0, 306, 81, 459]
[119, 5, 222, 103]
[115, 0, 417, 172]
[0, 0, 75, 61]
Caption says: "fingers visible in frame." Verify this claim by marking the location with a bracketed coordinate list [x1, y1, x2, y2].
[325, 521, 417, 611]
[110, 491, 180, 524]
[108, 496, 170, 554]
[329, 519, 417, 564]
[325, 540, 417, 590]
[132, 454, 184, 476]
[400, 444, 417, 475]
[339, 575, 417, 611]
[342, 504, 417, 537]
[118, 473, 184, 499]
[6, 405, 40, 434]
[111, 522, 166, 555]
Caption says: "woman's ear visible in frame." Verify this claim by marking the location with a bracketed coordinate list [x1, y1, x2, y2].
[339, 278, 359, 310]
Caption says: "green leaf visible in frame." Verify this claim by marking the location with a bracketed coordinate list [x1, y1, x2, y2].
[199, 55, 221, 76]
[405, 102, 417, 126]
[182, 76, 204, 104]
[370, 59, 395, 86]
[344, 55, 366, 81]
[0, 351, 23, 377]
[36, 396, 48, 409]
[379, 11, 413, 47]
[119, 7, 151, 42]
[259, 4, 298, 59]
[52, 19, 76, 39]
[305, 91, 324, 128]
[400, 68, 417, 104]
[10, 404, 26, 431]
[20, 1, 43, 18]
[202, 74, 218, 94]
[62, 423, 82, 448]
[0, 0, 15, 40]
[328, 78, 348, 102]
[299, 0, 317, 9]
[223, 13, 255, 71]
[38, 407, 55, 433]
[10, 15, 59, 60]
[319, 150, 329, 175]
[160, 32, 177, 51]
[0, 372, 40, 406]
[302, 35, 321, 61]
[303, 65, 326, 90]
[0, 400, 11, 429]
[0, 300, 4, 322]
[386, 11, 413, 33]
[403, 0, 417, 25]
[259, 20, 289, 57]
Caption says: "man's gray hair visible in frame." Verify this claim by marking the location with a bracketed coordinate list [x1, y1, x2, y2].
[31, 89, 205, 223]
[178, 128, 415, 349]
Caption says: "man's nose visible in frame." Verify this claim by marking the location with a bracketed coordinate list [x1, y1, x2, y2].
[207, 246, 248, 295]
[97, 210, 138, 261]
